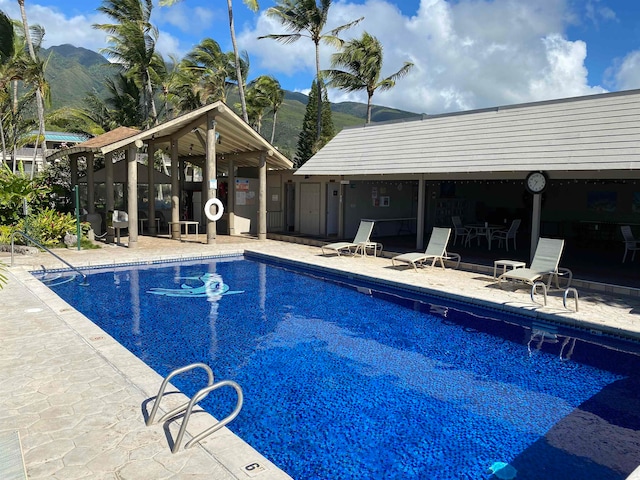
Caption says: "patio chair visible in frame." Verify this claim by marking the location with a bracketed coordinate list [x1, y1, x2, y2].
[451, 216, 471, 246]
[497, 238, 565, 288]
[321, 220, 375, 256]
[391, 227, 454, 271]
[111, 210, 129, 244]
[621, 225, 640, 263]
[491, 219, 521, 252]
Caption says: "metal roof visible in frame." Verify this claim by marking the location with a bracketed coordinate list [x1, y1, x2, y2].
[44, 131, 90, 143]
[295, 89, 640, 178]
[47, 102, 293, 171]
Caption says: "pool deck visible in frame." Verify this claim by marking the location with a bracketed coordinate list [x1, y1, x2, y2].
[2, 234, 640, 479]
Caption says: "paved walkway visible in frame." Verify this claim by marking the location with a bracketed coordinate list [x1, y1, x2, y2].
[2, 235, 640, 479]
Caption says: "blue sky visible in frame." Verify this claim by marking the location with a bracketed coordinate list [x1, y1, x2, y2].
[1, 0, 639, 114]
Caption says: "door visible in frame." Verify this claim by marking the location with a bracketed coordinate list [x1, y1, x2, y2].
[299, 183, 321, 236]
[285, 183, 295, 232]
[326, 183, 339, 236]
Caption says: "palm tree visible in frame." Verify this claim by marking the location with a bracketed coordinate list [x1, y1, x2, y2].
[183, 38, 229, 104]
[250, 75, 283, 143]
[94, 0, 161, 126]
[259, 0, 362, 141]
[0, 10, 13, 62]
[325, 32, 414, 124]
[244, 85, 270, 133]
[160, 0, 259, 123]
[0, 10, 14, 166]
[17, 1, 47, 178]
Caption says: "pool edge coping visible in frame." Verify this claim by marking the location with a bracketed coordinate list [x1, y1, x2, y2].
[9, 264, 293, 480]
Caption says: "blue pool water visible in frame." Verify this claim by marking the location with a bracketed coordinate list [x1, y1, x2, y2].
[38, 256, 640, 479]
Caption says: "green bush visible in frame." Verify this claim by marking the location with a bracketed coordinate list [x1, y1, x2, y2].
[0, 165, 50, 225]
[25, 208, 76, 246]
[0, 224, 14, 245]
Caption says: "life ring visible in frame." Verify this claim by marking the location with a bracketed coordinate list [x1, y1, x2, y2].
[204, 197, 224, 222]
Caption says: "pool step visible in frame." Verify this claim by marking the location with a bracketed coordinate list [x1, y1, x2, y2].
[0, 431, 27, 480]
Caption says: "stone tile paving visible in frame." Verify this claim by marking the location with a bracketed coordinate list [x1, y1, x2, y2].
[2, 234, 640, 479]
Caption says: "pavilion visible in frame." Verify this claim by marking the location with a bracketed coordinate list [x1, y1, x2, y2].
[47, 102, 293, 248]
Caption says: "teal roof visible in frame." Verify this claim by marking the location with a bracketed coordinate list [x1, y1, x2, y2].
[45, 131, 89, 143]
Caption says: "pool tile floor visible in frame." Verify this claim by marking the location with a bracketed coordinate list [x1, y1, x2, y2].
[2, 234, 640, 479]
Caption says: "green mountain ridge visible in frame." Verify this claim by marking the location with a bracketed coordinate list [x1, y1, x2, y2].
[42, 44, 421, 158]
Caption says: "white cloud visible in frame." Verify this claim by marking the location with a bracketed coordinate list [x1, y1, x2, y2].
[153, 3, 218, 37]
[610, 51, 640, 91]
[241, 0, 608, 114]
[0, 1, 109, 53]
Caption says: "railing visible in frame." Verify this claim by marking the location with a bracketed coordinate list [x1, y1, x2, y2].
[531, 281, 547, 306]
[10, 230, 88, 285]
[146, 363, 243, 453]
[563, 287, 579, 312]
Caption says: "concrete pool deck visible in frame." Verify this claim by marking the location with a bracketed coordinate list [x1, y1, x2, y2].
[2, 234, 640, 479]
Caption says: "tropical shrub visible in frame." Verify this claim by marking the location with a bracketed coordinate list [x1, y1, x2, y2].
[23, 208, 77, 247]
[0, 164, 50, 224]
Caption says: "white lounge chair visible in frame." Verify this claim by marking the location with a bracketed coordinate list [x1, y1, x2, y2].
[621, 225, 639, 263]
[321, 220, 375, 256]
[391, 227, 455, 271]
[497, 238, 565, 288]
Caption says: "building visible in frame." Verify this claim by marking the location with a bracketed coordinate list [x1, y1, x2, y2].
[286, 89, 640, 260]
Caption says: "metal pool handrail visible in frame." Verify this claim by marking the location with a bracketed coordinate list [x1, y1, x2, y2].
[146, 362, 243, 453]
[176, 379, 244, 453]
[10, 230, 88, 285]
[146, 363, 214, 426]
[563, 287, 579, 312]
[531, 281, 547, 306]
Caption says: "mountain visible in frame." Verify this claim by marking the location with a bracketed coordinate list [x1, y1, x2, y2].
[42, 44, 118, 109]
[42, 45, 421, 158]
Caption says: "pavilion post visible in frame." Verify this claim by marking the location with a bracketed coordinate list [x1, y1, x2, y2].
[69, 153, 79, 193]
[127, 145, 138, 248]
[228, 158, 235, 235]
[258, 151, 267, 240]
[147, 141, 156, 234]
[206, 112, 217, 244]
[170, 138, 180, 240]
[105, 152, 114, 214]
[86, 152, 95, 214]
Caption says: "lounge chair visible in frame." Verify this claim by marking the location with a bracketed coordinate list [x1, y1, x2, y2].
[497, 238, 565, 288]
[391, 227, 454, 271]
[621, 225, 639, 263]
[321, 220, 375, 256]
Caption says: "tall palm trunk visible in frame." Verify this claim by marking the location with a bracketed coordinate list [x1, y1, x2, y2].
[228, 0, 248, 123]
[270, 109, 278, 144]
[315, 42, 322, 141]
[145, 70, 158, 125]
[18, 0, 45, 179]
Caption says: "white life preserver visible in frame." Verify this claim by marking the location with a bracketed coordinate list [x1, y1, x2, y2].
[204, 197, 224, 222]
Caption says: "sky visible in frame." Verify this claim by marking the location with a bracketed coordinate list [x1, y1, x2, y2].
[1, 0, 639, 115]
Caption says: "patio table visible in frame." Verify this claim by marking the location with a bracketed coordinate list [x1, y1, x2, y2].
[465, 223, 504, 250]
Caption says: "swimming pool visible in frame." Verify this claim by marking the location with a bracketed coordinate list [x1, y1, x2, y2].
[37, 255, 640, 479]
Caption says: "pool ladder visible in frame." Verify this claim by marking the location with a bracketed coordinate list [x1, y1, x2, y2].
[531, 282, 579, 312]
[146, 363, 243, 453]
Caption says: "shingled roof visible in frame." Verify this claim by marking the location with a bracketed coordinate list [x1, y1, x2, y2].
[296, 88, 640, 178]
